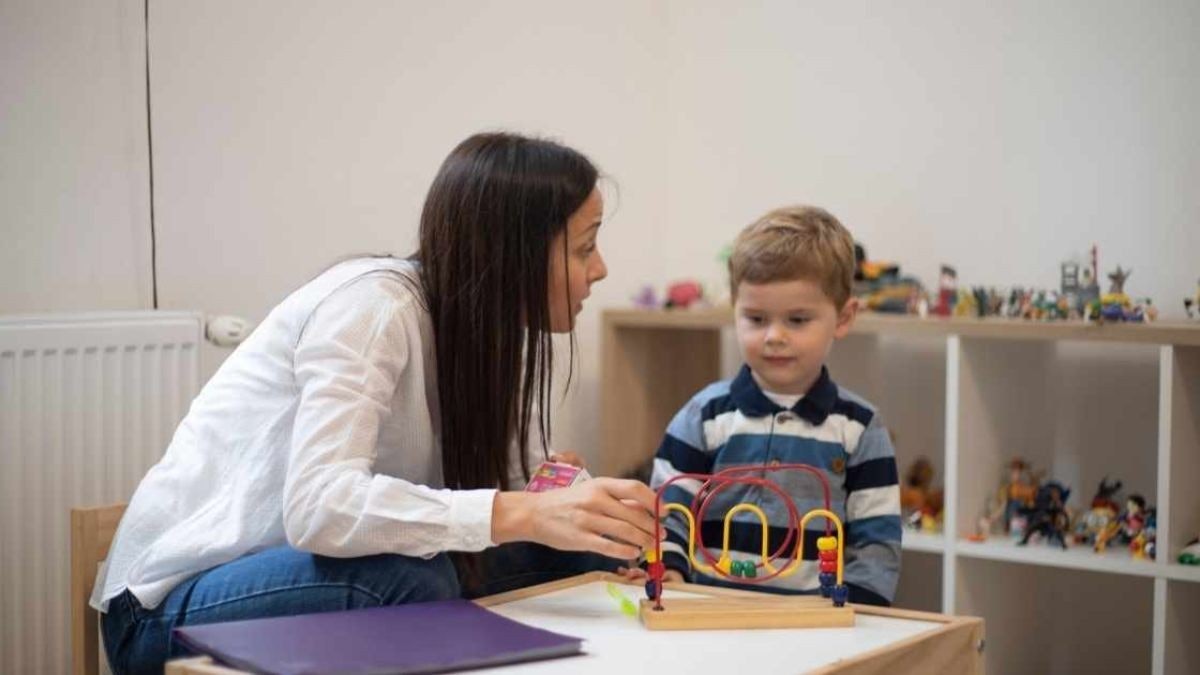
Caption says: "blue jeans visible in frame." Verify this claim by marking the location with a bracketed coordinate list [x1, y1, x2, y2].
[101, 544, 617, 675]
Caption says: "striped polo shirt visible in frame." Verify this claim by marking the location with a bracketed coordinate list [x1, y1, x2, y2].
[650, 364, 901, 606]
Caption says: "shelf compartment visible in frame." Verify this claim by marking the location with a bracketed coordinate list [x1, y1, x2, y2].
[1162, 579, 1200, 674]
[1163, 345, 1200, 573]
[954, 339, 1161, 543]
[957, 557, 1152, 674]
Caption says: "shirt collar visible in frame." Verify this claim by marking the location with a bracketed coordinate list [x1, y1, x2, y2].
[729, 364, 838, 425]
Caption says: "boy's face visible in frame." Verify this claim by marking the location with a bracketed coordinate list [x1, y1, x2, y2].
[733, 279, 856, 395]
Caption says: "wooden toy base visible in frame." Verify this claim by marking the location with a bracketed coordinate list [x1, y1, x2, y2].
[639, 595, 855, 630]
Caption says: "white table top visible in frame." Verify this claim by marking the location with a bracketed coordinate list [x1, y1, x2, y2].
[485, 581, 945, 674]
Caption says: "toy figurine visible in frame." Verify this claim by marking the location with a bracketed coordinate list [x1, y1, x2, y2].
[1095, 494, 1147, 553]
[932, 265, 957, 317]
[972, 458, 1040, 539]
[851, 242, 929, 315]
[632, 285, 658, 310]
[1080, 245, 1101, 309]
[1087, 263, 1158, 322]
[1133, 508, 1157, 560]
[900, 457, 943, 532]
[1001, 459, 1039, 536]
[1018, 481, 1072, 549]
[1185, 278, 1199, 319]
[1108, 266, 1131, 295]
[664, 281, 704, 309]
[1061, 261, 1080, 297]
[1179, 536, 1200, 565]
[1072, 477, 1122, 546]
[953, 288, 977, 317]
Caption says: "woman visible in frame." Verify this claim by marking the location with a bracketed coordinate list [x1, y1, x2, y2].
[96, 132, 658, 675]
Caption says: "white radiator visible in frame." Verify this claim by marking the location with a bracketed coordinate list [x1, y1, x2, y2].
[0, 311, 203, 675]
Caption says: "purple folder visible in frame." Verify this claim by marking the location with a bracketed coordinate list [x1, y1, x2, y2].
[173, 599, 583, 674]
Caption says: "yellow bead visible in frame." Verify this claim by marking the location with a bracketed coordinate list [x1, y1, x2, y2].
[645, 549, 658, 564]
[817, 536, 838, 552]
[716, 556, 732, 574]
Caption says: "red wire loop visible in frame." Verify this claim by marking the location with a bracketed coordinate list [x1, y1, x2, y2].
[653, 464, 839, 591]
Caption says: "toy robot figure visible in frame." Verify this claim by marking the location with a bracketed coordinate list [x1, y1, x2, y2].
[1018, 481, 1071, 549]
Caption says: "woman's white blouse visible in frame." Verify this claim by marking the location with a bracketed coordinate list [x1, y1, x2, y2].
[93, 258, 531, 611]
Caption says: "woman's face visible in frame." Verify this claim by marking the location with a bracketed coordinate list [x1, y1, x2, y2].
[547, 188, 607, 333]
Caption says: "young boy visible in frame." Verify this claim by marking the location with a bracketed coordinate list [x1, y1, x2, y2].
[649, 205, 901, 606]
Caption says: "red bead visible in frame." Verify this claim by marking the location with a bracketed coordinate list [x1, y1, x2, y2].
[648, 561, 665, 578]
[820, 559, 837, 573]
[818, 550, 837, 562]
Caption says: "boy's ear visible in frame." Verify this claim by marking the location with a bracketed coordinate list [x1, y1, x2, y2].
[833, 297, 859, 339]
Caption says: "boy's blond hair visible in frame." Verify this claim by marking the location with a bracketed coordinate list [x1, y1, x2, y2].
[728, 205, 856, 308]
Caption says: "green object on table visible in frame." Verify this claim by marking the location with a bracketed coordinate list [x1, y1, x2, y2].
[606, 582, 638, 618]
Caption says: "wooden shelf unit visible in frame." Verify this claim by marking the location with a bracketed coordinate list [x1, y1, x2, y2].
[601, 308, 1200, 675]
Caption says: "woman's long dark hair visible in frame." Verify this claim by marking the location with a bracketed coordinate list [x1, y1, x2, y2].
[418, 132, 597, 493]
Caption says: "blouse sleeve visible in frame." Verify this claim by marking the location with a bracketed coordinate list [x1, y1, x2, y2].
[282, 274, 497, 558]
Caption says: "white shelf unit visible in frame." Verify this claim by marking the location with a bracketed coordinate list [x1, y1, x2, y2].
[601, 310, 1200, 675]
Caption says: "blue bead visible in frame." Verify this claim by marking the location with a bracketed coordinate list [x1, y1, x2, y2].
[819, 572, 836, 586]
[645, 579, 660, 600]
[832, 585, 849, 607]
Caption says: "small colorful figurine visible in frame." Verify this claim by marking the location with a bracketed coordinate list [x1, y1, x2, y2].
[631, 284, 658, 310]
[852, 242, 928, 315]
[932, 265, 958, 317]
[1087, 264, 1157, 322]
[1095, 494, 1147, 553]
[1179, 535, 1200, 565]
[953, 288, 977, 318]
[1001, 459, 1039, 536]
[972, 458, 1040, 540]
[1133, 508, 1157, 560]
[1018, 481, 1072, 549]
[1185, 278, 1199, 319]
[1072, 477, 1122, 547]
[664, 280, 704, 309]
[900, 457, 943, 532]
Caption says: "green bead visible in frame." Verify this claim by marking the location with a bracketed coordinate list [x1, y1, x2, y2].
[729, 560, 745, 577]
[742, 562, 757, 578]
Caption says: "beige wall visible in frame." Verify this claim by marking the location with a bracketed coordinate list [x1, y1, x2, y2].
[3, 0, 1200, 464]
[659, 0, 1200, 311]
[0, 0, 152, 312]
[146, 1, 669, 460]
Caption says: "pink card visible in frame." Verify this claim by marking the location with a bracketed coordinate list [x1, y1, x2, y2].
[525, 461, 592, 492]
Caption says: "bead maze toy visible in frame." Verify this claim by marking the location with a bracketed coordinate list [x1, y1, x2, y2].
[640, 464, 855, 630]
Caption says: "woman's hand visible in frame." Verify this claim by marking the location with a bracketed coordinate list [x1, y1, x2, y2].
[548, 451, 586, 469]
[492, 478, 658, 560]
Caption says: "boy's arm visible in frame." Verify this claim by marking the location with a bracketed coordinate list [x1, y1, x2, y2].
[842, 416, 902, 606]
[648, 393, 715, 581]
